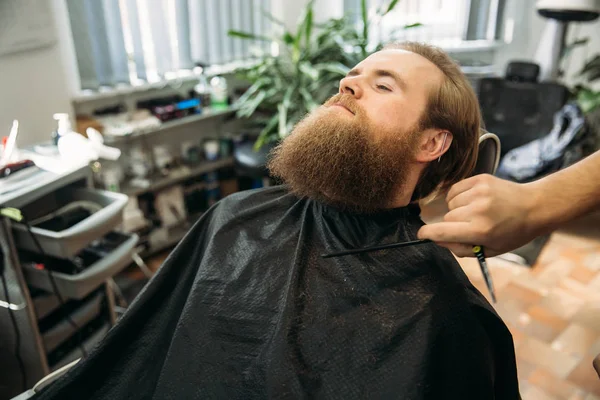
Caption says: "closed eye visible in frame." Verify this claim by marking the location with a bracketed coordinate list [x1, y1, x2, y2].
[377, 84, 392, 92]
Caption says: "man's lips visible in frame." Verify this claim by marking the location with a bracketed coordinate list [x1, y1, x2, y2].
[331, 103, 355, 115]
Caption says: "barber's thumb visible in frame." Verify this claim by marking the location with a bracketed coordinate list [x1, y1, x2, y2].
[436, 242, 476, 258]
[417, 226, 474, 257]
[417, 224, 445, 241]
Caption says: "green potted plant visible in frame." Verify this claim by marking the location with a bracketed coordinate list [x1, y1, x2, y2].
[555, 38, 600, 151]
[228, 0, 418, 150]
[570, 53, 600, 151]
[575, 54, 600, 113]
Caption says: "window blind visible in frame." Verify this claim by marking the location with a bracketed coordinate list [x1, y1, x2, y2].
[344, 0, 505, 47]
[66, 0, 272, 91]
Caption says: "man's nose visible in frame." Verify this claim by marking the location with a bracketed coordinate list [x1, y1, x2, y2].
[339, 76, 362, 98]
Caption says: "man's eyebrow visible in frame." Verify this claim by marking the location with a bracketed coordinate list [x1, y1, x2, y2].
[346, 68, 361, 77]
[345, 68, 407, 89]
[374, 69, 407, 89]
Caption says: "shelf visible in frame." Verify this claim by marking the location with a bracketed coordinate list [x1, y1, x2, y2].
[121, 157, 235, 196]
[71, 59, 260, 104]
[72, 75, 202, 103]
[140, 212, 204, 257]
[103, 106, 237, 145]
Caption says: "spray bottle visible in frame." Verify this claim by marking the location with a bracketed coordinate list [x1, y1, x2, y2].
[52, 113, 72, 145]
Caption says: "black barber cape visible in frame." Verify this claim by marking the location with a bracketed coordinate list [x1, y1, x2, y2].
[34, 186, 520, 400]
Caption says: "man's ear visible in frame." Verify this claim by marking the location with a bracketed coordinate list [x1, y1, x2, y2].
[414, 130, 453, 163]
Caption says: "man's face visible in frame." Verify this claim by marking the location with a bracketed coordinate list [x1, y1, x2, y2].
[268, 50, 444, 212]
[335, 49, 443, 142]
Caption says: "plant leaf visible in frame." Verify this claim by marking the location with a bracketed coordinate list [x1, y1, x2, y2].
[228, 30, 271, 42]
[404, 22, 423, 29]
[278, 85, 295, 137]
[567, 38, 589, 48]
[299, 62, 319, 81]
[254, 113, 279, 151]
[381, 0, 401, 16]
[388, 23, 423, 37]
[580, 55, 600, 70]
[263, 87, 280, 100]
[299, 87, 319, 112]
[361, 0, 368, 49]
[278, 103, 287, 138]
[588, 69, 600, 82]
[291, 0, 314, 56]
[576, 87, 600, 113]
[282, 85, 295, 109]
[253, 134, 267, 150]
[262, 8, 286, 27]
[237, 77, 272, 105]
[314, 62, 350, 76]
[561, 37, 589, 60]
[304, 3, 314, 49]
[579, 54, 600, 80]
[239, 90, 267, 118]
[283, 32, 295, 45]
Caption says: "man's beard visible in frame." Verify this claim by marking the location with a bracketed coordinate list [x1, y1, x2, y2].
[267, 93, 422, 213]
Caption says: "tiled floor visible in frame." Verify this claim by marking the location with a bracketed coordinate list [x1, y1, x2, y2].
[138, 200, 600, 399]
[459, 236, 600, 399]
[421, 198, 600, 399]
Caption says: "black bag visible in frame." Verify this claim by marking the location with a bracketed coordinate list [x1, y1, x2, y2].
[497, 102, 593, 182]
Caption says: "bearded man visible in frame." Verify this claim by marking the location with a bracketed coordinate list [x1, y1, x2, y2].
[35, 42, 520, 400]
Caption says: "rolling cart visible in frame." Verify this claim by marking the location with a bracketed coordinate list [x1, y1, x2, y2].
[0, 165, 137, 400]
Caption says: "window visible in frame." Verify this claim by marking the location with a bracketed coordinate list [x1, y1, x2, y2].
[343, 0, 505, 48]
[66, 0, 272, 91]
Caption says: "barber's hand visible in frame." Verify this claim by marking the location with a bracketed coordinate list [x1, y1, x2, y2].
[417, 174, 540, 258]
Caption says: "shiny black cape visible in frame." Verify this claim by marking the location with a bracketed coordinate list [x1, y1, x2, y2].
[34, 186, 520, 399]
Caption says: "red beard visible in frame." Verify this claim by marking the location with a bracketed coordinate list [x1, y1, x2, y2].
[267, 93, 421, 213]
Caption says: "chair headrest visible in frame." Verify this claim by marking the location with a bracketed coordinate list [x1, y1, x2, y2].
[472, 132, 501, 176]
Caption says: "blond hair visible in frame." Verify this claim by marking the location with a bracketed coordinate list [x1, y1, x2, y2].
[384, 41, 481, 201]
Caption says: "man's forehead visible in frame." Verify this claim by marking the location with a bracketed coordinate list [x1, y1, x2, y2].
[354, 49, 442, 80]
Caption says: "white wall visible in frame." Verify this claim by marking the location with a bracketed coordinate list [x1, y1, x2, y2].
[272, 0, 344, 32]
[0, 0, 75, 148]
[492, 0, 541, 73]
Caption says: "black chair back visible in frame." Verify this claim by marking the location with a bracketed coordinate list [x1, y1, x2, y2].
[478, 77, 570, 156]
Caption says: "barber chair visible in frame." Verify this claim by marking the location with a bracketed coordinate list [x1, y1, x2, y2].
[10, 359, 79, 400]
[478, 61, 571, 157]
[473, 131, 501, 176]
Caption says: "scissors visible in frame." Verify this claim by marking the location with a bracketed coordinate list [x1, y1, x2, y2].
[321, 132, 501, 303]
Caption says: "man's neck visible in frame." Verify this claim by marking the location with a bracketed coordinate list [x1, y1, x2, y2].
[388, 168, 423, 208]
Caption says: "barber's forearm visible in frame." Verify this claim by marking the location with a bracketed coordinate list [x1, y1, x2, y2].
[527, 151, 600, 234]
